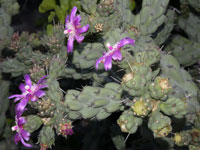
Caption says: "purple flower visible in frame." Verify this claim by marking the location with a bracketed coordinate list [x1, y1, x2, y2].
[11, 115, 32, 147]
[96, 37, 135, 71]
[9, 74, 47, 115]
[64, 6, 90, 53]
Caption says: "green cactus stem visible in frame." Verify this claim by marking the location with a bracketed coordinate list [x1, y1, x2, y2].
[160, 97, 187, 118]
[38, 126, 55, 149]
[117, 110, 142, 134]
[148, 111, 172, 137]
[173, 131, 192, 146]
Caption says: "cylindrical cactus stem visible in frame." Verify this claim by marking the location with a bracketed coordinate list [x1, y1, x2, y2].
[38, 126, 55, 150]
[121, 62, 153, 97]
[81, 0, 98, 14]
[148, 111, 172, 138]
[117, 110, 143, 134]
[173, 130, 192, 146]
[148, 76, 171, 101]
[189, 145, 200, 150]
[131, 97, 152, 117]
[64, 82, 123, 120]
[160, 97, 187, 119]
[23, 115, 43, 133]
[190, 128, 200, 146]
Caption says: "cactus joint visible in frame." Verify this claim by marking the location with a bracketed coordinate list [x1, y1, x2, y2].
[131, 100, 148, 117]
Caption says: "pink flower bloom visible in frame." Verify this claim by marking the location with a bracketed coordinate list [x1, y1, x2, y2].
[40, 144, 48, 150]
[96, 37, 135, 71]
[64, 6, 90, 53]
[60, 122, 74, 136]
[11, 116, 32, 147]
[9, 74, 47, 116]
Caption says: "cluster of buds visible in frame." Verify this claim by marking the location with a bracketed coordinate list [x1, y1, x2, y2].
[94, 23, 103, 32]
[9, 32, 20, 51]
[59, 122, 74, 137]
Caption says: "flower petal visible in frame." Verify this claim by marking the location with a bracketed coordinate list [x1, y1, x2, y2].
[16, 111, 23, 118]
[77, 24, 90, 34]
[37, 75, 47, 84]
[18, 118, 26, 126]
[21, 129, 30, 141]
[38, 84, 48, 89]
[24, 74, 32, 87]
[31, 96, 38, 102]
[19, 83, 25, 92]
[20, 138, 32, 147]
[95, 56, 105, 69]
[9, 94, 24, 102]
[35, 90, 45, 98]
[112, 50, 122, 61]
[14, 133, 21, 144]
[17, 116, 26, 126]
[104, 55, 112, 71]
[118, 37, 135, 49]
[66, 129, 74, 135]
[9, 94, 22, 99]
[67, 36, 75, 53]
[16, 109, 23, 118]
[16, 98, 29, 114]
[65, 15, 70, 27]
[74, 15, 81, 25]
[75, 35, 84, 43]
[11, 125, 18, 131]
[70, 6, 77, 22]
[106, 43, 113, 50]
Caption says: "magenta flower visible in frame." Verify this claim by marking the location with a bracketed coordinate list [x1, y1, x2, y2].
[96, 37, 135, 71]
[9, 74, 47, 115]
[11, 115, 32, 147]
[60, 122, 74, 136]
[64, 6, 90, 53]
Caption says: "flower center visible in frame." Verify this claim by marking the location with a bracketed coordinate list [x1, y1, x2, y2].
[24, 84, 37, 94]
[25, 85, 32, 93]
[25, 85, 30, 90]
[31, 84, 37, 92]
[12, 123, 22, 133]
[65, 22, 76, 35]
